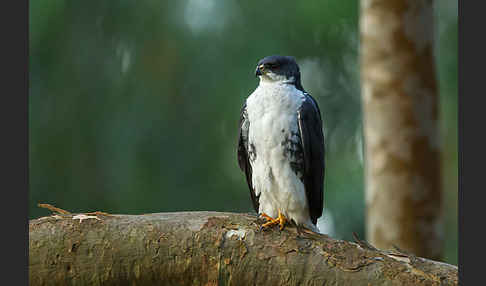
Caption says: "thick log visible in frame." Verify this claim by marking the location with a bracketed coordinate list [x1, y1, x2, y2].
[29, 211, 457, 285]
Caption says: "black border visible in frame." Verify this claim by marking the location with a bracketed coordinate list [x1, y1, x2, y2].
[458, 0, 464, 284]
[459, 0, 473, 284]
[2, 0, 28, 284]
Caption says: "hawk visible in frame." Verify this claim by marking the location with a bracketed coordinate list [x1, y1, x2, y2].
[237, 55, 325, 232]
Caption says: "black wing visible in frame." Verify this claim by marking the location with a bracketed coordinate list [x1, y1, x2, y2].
[297, 93, 325, 225]
[237, 102, 260, 213]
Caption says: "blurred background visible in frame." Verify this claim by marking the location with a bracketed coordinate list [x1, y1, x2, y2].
[29, 1, 457, 265]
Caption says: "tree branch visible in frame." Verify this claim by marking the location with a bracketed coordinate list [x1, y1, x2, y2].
[29, 211, 457, 285]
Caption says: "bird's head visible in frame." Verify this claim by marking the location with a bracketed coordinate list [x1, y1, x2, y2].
[255, 55, 302, 89]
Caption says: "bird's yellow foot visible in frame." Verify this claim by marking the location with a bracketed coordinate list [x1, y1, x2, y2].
[260, 210, 287, 230]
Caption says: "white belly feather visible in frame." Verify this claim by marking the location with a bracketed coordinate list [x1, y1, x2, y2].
[246, 82, 315, 229]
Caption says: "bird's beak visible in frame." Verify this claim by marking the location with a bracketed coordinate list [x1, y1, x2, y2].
[255, 64, 264, 77]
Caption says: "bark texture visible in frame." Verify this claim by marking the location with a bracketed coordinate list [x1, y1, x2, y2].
[360, 0, 443, 260]
[29, 211, 457, 286]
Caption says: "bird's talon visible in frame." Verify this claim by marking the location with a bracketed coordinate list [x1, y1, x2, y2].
[260, 213, 274, 222]
[260, 210, 288, 231]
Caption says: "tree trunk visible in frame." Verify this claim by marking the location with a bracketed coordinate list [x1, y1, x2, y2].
[29, 211, 457, 285]
[360, 0, 443, 260]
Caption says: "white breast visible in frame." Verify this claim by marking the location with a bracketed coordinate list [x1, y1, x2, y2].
[245, 82, 316, 230]
[246, 82, 303, 149]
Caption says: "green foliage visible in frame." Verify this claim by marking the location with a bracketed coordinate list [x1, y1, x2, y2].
[29, 0, 457, 265]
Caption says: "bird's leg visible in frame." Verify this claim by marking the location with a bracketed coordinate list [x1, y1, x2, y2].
[277, 210, 287, 230]
[261, 209, 287, 230]
[260, 213, 275, 222]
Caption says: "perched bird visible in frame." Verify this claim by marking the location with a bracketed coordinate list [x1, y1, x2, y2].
[237, 55, 325, 233]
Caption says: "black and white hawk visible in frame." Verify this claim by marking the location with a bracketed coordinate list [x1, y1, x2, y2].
[237, 55, 325, 232]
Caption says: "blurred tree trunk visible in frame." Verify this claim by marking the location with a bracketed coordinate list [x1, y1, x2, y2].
[29, 212, 457, 286]
[360, 0, 443, 260]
